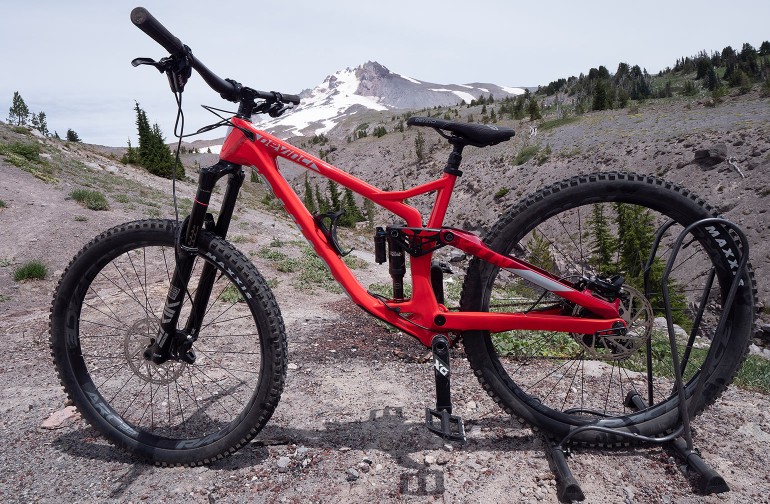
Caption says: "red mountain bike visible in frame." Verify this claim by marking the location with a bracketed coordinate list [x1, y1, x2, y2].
[49, 8, 756, 467]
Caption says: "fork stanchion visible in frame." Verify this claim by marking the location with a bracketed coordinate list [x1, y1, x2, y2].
[540, 217, 749, 500]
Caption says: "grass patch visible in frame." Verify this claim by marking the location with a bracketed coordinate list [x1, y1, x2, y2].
[494, 187, 510, 200]
[13, 260, 47, 281]
[113, 194, 131, 204]
[0, 141, 40, 164]
[220, 284, 245, 304]
[0, 199, 6, 209]
[70, 189, 109, 210]
[538, 116, 579, 132]
[734, 354, 770, 393]
[514, 145, 540, 166]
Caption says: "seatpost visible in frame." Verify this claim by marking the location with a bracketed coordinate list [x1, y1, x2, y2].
[444, 142, 464, 176]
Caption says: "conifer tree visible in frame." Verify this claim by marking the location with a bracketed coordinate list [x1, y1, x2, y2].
[8, 92, 29, 126]
[527, 229, 555, 271]
[364, 198, 375, 228]
[340, 188, 364, 227]
[415, 130, 425, 161]
[328, 180, 341, 210]
[31, 112, 49, 136]
[589, 204, 617, 275]
[66, 129, 81, 142]
[528, 98, 542, 120]
[303, 174, 317, 214]
[314, 182, 329, 213]
[132, 102, 184, 179]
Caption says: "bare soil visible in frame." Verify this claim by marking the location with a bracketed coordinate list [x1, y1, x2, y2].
[2, 110, 770, 504]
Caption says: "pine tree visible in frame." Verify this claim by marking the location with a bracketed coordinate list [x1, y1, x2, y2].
[303, 174, 317, 214]
[8, 92, 30, 126]
[132, 102, 184, 179]
[66, 129, 81, 142]
[314, 182, 329, 213]
[328, 180, 341, 210]
[31, 112, 49, 135]
[134, 102, 152, 164]
[121, 138, 140, 164]
[340, 188, 364, 227]
[415, 130, 425, 161]
[364, 198, 375, 228]
[527, 229, 555, 271]
[589, 204, 617, 275]
[528, 98, 542, 120]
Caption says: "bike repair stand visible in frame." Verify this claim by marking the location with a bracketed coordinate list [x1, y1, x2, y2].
[544, 217, 749, 502]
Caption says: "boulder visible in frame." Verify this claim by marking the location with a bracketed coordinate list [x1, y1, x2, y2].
[693, 143, 727, 169]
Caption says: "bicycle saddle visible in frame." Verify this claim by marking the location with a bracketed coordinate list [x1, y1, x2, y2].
[407, 116, 515, 147]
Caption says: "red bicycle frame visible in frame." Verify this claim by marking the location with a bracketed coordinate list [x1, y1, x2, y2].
[219, 117, 624, 347]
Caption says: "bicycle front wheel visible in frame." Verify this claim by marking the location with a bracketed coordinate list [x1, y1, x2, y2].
[460, 172, 756, 444]
[50, 219, 287, 465]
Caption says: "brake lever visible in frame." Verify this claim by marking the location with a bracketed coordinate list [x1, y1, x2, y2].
[268, 102, 291, 118]
[131, 48, 193, 93]
[131, 57, 165, 71]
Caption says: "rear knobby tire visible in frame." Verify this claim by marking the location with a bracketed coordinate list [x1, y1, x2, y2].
[460, 172, 756, 445]
[50, 219, 287, 465]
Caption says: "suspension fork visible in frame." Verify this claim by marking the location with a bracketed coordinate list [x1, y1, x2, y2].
[145, 160, 244, 364]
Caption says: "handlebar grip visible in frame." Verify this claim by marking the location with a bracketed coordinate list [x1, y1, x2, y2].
[130, 7, 185, 55]
[280, 93, 302, 105]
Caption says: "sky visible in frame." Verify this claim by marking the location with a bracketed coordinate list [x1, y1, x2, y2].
[1, 0, 768, 147]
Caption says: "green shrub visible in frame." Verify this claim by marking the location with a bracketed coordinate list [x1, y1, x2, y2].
[0, 199, 6, 209]
[494, 188, 510, 199]
[0, 141, 41, 165]
[70, 189, 109, 210]
[514, 145, 540, 165]
[14, 260, 47, 281]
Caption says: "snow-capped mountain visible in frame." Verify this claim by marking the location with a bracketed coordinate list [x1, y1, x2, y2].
[256, 61, 526, 138]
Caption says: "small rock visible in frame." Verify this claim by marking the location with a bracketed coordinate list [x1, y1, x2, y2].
[41, 406, 79, 429]
[465, 401, 477, 410]
[276, 456, 291, 472]
[287, 363, 299, 370]
[424, 454, 437, 465]
[346, 468, 359, 481]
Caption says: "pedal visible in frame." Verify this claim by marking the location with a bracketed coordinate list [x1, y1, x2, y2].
[425, 408, 466, 442]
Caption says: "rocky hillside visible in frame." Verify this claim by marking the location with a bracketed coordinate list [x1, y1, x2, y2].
[284, 89, 770, 337]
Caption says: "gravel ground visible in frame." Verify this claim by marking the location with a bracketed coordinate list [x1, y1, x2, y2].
[2, 113, 770, 503]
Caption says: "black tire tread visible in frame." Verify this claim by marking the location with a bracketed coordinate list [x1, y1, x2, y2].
[459, 172, 757, 445]
[50, 219, 287, 466]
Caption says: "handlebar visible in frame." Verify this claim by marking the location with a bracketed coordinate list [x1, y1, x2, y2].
[130, 7, 301, 106]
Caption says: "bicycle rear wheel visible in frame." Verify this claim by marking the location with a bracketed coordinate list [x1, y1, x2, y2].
[50, 219, 287, 465]
[460, 172, 756, 444]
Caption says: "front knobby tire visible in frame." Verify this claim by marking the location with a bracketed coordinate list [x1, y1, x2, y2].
[460, 172, 756, 445]
[49, 219, 287, 465]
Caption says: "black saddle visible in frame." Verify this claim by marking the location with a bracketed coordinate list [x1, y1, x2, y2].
[406, 116, 515, 147]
